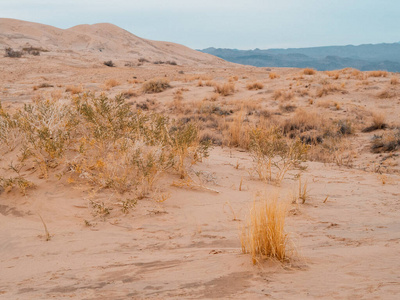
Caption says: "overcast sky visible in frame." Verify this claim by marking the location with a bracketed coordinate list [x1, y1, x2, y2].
[1, 0, 399, 50]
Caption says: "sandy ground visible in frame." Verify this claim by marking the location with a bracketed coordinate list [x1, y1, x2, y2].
[1, 19, 400, 299]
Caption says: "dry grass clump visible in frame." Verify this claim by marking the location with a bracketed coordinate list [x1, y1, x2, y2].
[246, 82, 264, 90]
[138, 57, 149, 63]
[307, 136, 354, 166]
[272, 89, 294, 101]
[33, 83, 54, 90]
[368, 70, 388, 78]
[229, 76, 239, 82]
[371, 129, 400, 153]
[283, 109, 322, 134]
[336, 119, 354, 136]
[205, 80, 214, 87]
[279, 104, 297, 113]
[104, 79, 120, 89]
[120, 90, 138, 99]
[326, 71, 340, 79]
[351, 69, 361, 77]
[316, 100, 333, 108]
[390, 77, 398, 85]
[225, 109, 250, 148]
[66, 85, 83, 95]
[153, 60, 177, 65]
[296, 88, 309, 97]
[372, 113, 386, 129]
[303, 68, 316, 75]
[241, 194, 289, 264]
[183, 75, 213, 82]
[269, 72, 279, 79]
[142, 78, 171, 94]
[362, 113, 387, 132]
[0, 175, 35, 195]
[316, 84, 344, 97]
[213, 82, 235, 96]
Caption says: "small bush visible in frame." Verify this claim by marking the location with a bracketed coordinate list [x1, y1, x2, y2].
[4, 47, 22, 58]
[33, 83, 54, 90]
[23, 46, 48, 56]
[249, 127, 308, 184]
[326, 71, 340, 79]
[104, 60, 115, 67]
[362, 113, 387, 132]
[120, 90, 137, 99]
[142, 78, 171, 93]
[0, 94, 209, 207]
[371, 130, 400, 153]
[269, 72, 279, 79]
[0, 176, 35, 195]
[336, 119, 353, 135]
[246, 82, 264, 90]
[138, 58, 149, 63]
[303, 68, 316, 75]
[316, 84, 344, 98]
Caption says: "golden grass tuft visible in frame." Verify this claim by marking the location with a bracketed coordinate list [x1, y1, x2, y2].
[104, 79, 120, 89]
[213, 82, 235, 96]
[229, 76, 239, 82]
[368, 70, 388, 78]
[372, 113, 386, 129]
[272, 89, 294, 101]
[283, 109, 322, 134]
[390, 77, 398, 85]
[241, 194, 289, 264]
[269, 72, 279, 79]
[142, 78, 171, 93]
[246, 82, 264, 90]
[205, 80, 215, 87]
[326, 71, 340, 79]
[316, 84, 343, 97]
[303, 68, 316, 75]
[65, 85, 83, 95]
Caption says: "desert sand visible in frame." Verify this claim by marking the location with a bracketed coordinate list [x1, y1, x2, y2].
[1, 19, 400, 299]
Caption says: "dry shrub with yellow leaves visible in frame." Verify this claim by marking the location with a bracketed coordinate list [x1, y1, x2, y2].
[0, 93, 209, 200]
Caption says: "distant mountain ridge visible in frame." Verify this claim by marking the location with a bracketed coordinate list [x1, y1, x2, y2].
[200, 43, 400, 71]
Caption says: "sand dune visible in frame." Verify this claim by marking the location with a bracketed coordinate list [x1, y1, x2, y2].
[0, 18, 224, 65]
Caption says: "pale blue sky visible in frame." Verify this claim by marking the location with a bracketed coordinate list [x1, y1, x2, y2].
[1, 0, 399, 49]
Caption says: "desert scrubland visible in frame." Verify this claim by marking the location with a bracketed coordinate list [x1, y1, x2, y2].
[1, 19, 400, 299]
